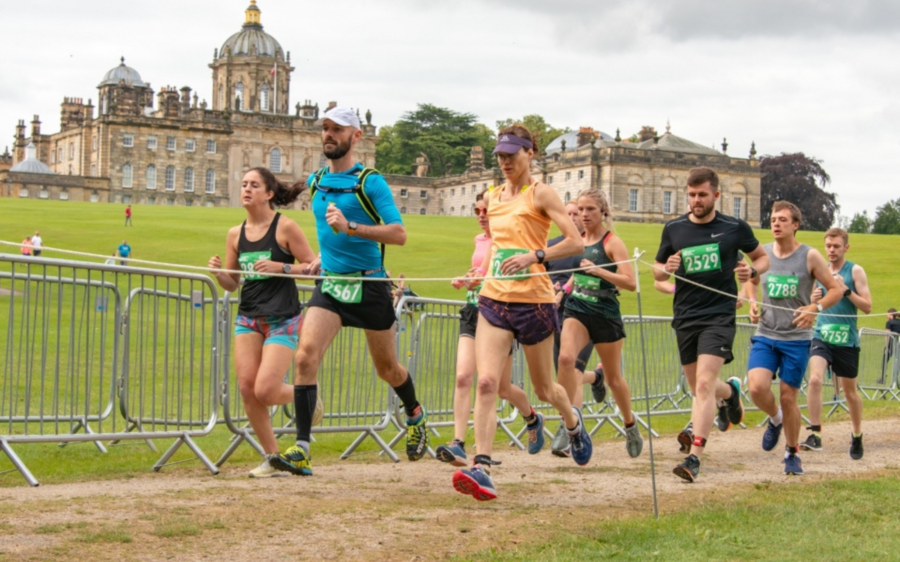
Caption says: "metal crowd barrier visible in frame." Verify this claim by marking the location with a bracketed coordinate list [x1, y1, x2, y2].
[857, 328, 900, 401]
[0, 254, 220, 486]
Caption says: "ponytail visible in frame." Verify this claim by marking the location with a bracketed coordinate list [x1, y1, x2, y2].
[246, 166, 306, 209]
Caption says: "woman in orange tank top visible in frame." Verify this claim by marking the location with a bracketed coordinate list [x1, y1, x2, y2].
[451, 125, 593, 502]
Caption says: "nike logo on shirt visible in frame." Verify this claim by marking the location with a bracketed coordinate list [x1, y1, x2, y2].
[711, 233, 724, 238]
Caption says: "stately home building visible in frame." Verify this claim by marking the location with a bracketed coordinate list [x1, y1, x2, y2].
[3, 1, 760, 226]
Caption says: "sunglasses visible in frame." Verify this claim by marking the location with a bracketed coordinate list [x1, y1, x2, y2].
[474, 208, 488, 216]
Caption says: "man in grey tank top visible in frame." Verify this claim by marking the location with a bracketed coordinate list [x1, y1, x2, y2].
[743, 202, 841, 475]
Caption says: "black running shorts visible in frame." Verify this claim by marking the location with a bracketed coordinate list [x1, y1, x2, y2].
[459, 304, 478, 339]
[810, 338, 860, 379]
[675, 323, 736, 366]
[306, 279, 396, 331]
[562, 308, 626, 345]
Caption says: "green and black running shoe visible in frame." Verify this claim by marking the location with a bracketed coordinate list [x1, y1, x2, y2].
[406, 406, 428, 461]
[268, 446, 312, 476]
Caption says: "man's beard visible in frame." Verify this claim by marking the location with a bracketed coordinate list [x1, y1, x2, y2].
[323, 137, 352, 160]
[691, 202, 715, 219]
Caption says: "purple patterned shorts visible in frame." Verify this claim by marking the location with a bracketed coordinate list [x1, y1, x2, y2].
[477, 296, 559, 346]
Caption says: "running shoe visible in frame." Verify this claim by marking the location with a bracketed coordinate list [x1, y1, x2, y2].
[714, 410, 731, 432]
[673, 454, 700, 483]
[406, 407, 428, 461]
[783, 453, 804, 475]
[526, 412, 545, 455]
[248, 458, 287, 478]
[591, 366, 607, 404]
[568, 407, 593, 467]
[452, 464, 497, 501]
[850, 434, 864, 460]
[550, 424, 571, 458]
[625, 424, 644, 458]
[435, 440, 467, 467]
[725, 377, 745, 425]
[762, 420, 783, 452]
[268, 446, 313, 476]
[800, 433, 822, 452]
[677, 421, 693, 454]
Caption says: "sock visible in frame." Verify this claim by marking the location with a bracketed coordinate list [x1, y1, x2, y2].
[625, 420, 635, 429]
[452, 438, 465, 448]
[567, 420, 581, 436]
[853, 432, 862, 438]
[785, 445, 799, 457]
[808, 424, 822, 433]
[293, 384, 316, 447]
[523, 407, 537, 425]
[295, 440, 310, 455]
[474, 454, 492, 467]
[770, 408, 783, 426]
[392, 374, 420, 418]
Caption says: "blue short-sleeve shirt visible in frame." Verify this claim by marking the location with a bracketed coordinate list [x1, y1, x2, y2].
[309, 163, 402, 277]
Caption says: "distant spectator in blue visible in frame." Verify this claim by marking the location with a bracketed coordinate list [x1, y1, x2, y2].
[117, 240, 132, 266]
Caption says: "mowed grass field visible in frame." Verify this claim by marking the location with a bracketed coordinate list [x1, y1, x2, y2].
[2, 198, 898, 327]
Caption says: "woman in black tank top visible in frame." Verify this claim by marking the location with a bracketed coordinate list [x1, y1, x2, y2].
[208, 167, 316, 478]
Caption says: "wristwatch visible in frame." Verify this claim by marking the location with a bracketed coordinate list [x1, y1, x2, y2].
[282, 263, 291, 274]
[347, 221, 358, 236]
[843, 288, 852, 297]
[749, 267, 758, 279]
[535, 249, 546, 264]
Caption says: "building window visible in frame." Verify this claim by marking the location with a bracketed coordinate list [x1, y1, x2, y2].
[122, 163, 133, 188]
[565, 192, 571, 203]
[123, 195, 132, 204]
[90, 191, 99, 203]
[60, 190, 69, 201]
[400, 206, 407, 214]
[451, 189, 455, 197]
[165, 166, 175, 190]
[185, 139, 195, 152]
[166, 137, 176, 151]
[663, 191, 673, 214]
[218, 85, 224, 109]
[19, 188, 28, 198]
[184, 167, 194, 192]
[39, 188, 49, 199]
[419, 208, 426, 215]
[205, 168, 216, 193]
[123, 134, 133, 148]
[205, 201, 215, 208]
[167, 198, 174, 206]
[578, 170, 584, 180]
[50, 151, 56, 164]
[148, 196, 156, 205]
[400, 188, 408, 198]
[483, 183, 487, 190]
[185, 199, 193, 207]
[733, 197, 743, 219]
[206, 140, 216, 154]
[461, 187, 466, 196]
[234, 82, 244, 111]
[549, 176, 554, 184]
[146, 164, 157, 190]
[420, 190, 427, 199]
[57, 147, 63, 162]
[147, 136, 157, 150]
[92, 135, 98, 151]
[629, 189, 639, 213]
[68, 164, 73, 175]
[460, 207, 465, 216]
[91, 163, 97, 177]
[260, 84, 269, 111]
[270, 147, 282, 173]
[565, 171, 571, 181]
[450, 207, 455, 214]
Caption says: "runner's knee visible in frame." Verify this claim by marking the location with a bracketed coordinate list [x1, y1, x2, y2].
[455, 369, 475, 390]
[476, 375, 500, 396]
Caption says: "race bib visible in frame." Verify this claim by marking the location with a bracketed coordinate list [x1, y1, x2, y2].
[321, 272, 363, 304]
[820, 324, 851, 346]
[766, 274, 799, 299]
[490, 248, 530, 280]
[238, 251, 271, 281]
[572, 273, 601, 303]
[681, 244, 721, 274]
[466, 287, 480, 306]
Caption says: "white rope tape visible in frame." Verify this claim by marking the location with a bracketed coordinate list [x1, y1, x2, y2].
[639, 259, 896, 319]
[2, 239, 894, 319]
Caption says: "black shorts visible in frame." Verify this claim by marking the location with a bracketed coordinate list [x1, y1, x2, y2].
[459, 304, 478, 339]
[675, 322, 736, 366]
[563, 308, 626, 345]
[810, 338, 860, 379]
[306, 279, 396, 331]
[554, 306, 594, 372]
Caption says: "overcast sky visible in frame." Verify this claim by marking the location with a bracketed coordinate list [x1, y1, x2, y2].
[3, 0, 898, 218]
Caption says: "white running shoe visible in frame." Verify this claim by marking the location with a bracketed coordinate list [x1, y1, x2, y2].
[249, 458, 288, 478]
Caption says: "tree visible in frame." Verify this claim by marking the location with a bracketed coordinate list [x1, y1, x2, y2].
[374, 104, 495, 176]
[495, 115, 570, 154]
[759, 153, 838, 231]
[872, 198, 900, 235]
[848, 211, 872, 234]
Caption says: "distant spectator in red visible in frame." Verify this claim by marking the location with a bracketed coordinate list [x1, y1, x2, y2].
[21, 236, 32, 256]
[125, 205, 133, 227]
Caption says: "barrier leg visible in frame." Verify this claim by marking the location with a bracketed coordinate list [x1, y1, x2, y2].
[58, 418, 108, 453]
[215, 429, 266, 467]
[109, 421, 158, 452]
[497, 420, 524, 450]
[0, 439, 39, 487]
[152, 433, 220, 475]
[342, 429, 400, 463]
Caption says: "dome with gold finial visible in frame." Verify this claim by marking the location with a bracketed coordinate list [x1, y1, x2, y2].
[218, 1, 283, 59]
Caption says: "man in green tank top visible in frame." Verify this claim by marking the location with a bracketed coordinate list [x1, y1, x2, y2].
[804, 228, 872, 459]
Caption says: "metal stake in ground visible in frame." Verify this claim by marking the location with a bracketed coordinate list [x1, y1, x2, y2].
[634, 248, 659, 518]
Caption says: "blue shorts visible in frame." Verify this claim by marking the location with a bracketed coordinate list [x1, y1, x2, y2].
[234, 314, 301, 349]
[747, 336, 811, 389]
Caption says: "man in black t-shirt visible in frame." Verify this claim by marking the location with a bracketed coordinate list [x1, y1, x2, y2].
[881, 308, 900, 383]
[653, 167, 769, 482]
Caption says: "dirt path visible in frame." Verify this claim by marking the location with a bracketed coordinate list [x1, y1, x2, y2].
[1, 418, 897, 561]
